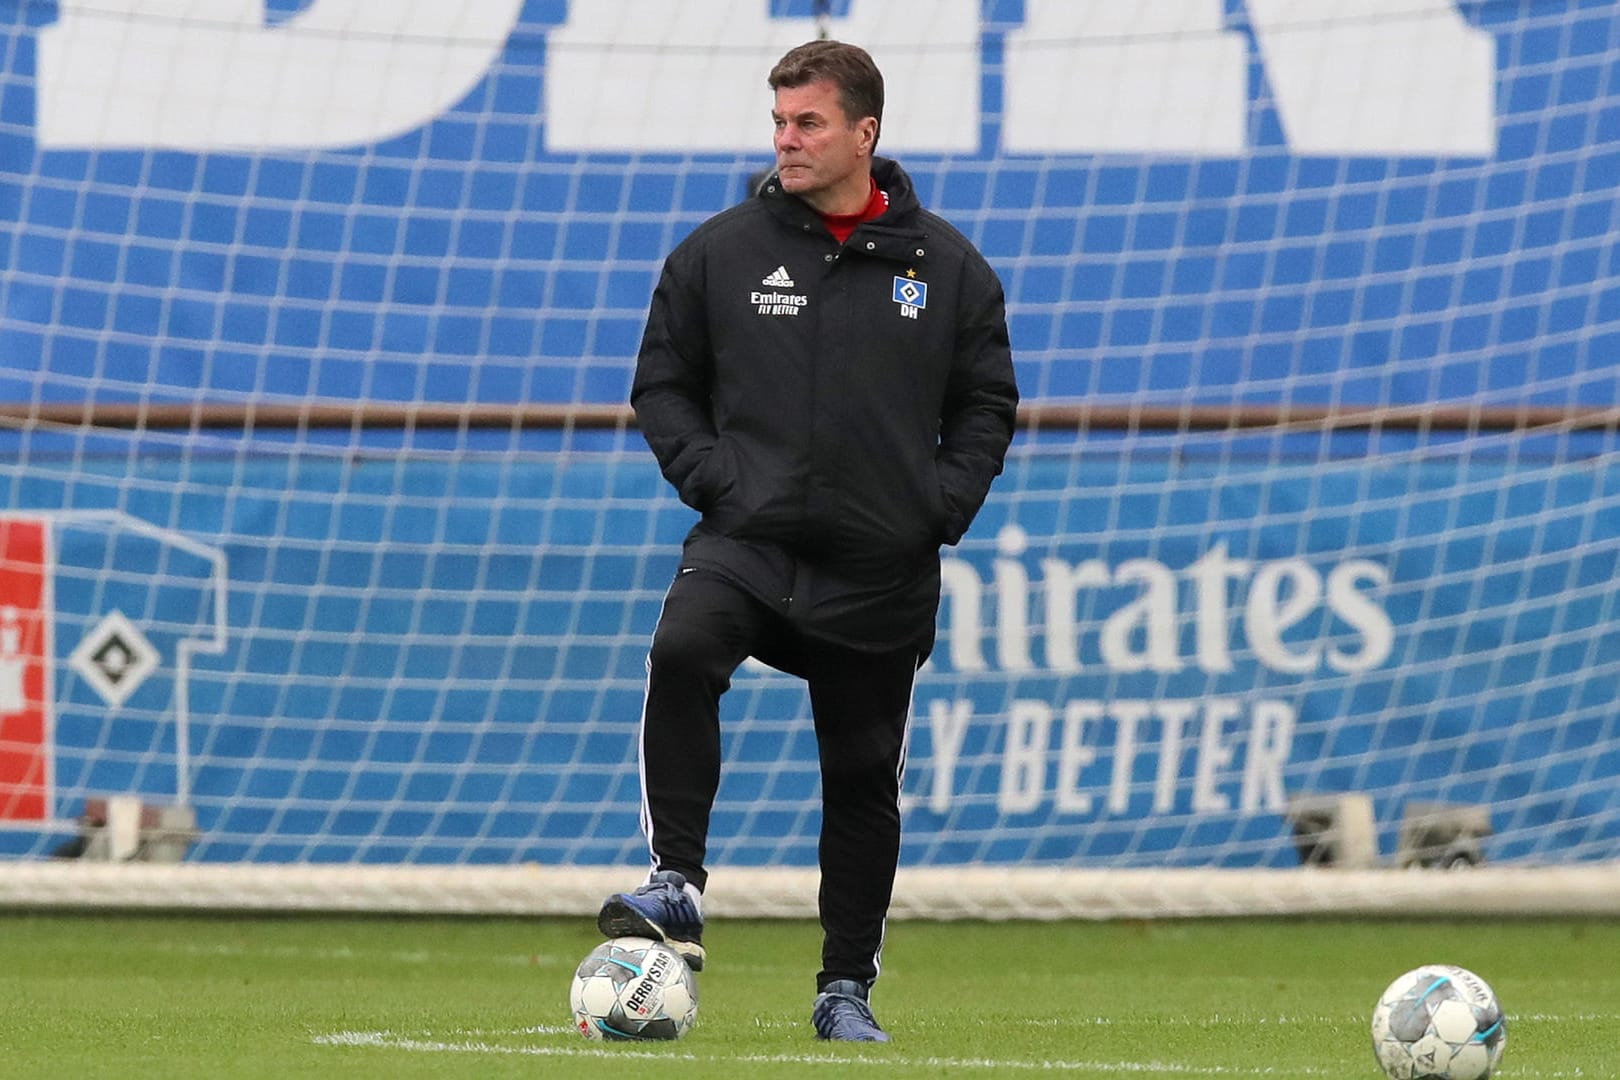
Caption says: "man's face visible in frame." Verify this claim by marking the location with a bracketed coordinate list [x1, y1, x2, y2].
[772, 79, 874, 204]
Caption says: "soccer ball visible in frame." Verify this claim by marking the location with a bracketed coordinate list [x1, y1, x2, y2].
[569, 936, 698, 1041]
[1370, 964, 1506, 1080]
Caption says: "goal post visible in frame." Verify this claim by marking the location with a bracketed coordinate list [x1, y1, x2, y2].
[2, 3, 1619, 918]
[7, 863, 1620, 921]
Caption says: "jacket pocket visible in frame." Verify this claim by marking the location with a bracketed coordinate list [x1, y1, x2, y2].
[926, 460, 951, 544]
[680, 438, 734, 512]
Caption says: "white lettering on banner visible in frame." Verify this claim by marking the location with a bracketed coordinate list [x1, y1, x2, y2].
[545, 0, 979, 153]
[1154, 699, 1199, 813]
[0, 606, 27, 715]
[1246, 0, 1496, 156]
[1003, 0, 1249, 154]
[939, 530, 1395, 677]
[939, 558, 988, 672]
[1243, 700, 1294, 813]
[1039, 554, 1108, 673]
[1107, 701, 1152, 815]
[995, 526, 1033, 670]
[1001, 700, 1049, 814]
[1192, 698, 1241, 812]
[37, 1, 524, 149]
[1325, 561, 1395, 671]
[1006, 0, 1495, 156]
[1246, 558, 1323, 675]
[1104, 558, 1180, 673]
[33, 2, 1497, 155]
[926, 698, 973, 815]
[1056, 700, 1100, 813]
[968, 697, 1294, 817]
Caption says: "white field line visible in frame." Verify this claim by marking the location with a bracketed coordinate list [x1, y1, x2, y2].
[753, 1011, 1614, 1030]
[314, 1029, 1339, 1075]
[313, 1023, 1616, 1078]
[164, 941, 565, 966]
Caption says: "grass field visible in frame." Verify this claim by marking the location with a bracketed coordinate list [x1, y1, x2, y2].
[1, 912, 1616, 1079]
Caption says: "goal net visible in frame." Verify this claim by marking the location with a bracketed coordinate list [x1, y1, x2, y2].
[1, 1, 1618, 918]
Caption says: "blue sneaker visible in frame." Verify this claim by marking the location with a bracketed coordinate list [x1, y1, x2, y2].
[597, 870, 706, 971]
[812, 980, 890, 1042]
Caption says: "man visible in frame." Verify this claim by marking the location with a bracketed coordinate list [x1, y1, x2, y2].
[598, 39, 1018, 1042]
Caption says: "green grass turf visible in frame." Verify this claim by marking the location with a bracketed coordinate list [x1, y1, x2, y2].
[0, 912, 1614, 1079]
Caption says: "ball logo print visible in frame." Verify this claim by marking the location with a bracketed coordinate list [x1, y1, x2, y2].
[569, 937, 698, 1041]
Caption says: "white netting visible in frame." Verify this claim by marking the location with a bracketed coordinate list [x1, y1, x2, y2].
[0, 2, 1617, 915]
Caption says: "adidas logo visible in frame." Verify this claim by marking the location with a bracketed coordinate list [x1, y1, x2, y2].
[761, 265, 795, 287]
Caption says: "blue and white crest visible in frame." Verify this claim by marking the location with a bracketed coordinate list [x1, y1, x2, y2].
[892, 276, 928, 309]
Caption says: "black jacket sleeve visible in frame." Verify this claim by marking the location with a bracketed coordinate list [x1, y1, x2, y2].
[630, 248, 721, 510]
[936, 254, 1019, 544]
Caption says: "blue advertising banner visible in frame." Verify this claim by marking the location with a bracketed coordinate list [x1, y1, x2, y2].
[0, 452, 1613, 864]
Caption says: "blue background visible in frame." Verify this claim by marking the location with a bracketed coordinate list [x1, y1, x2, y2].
[0, 2, 1617, 864]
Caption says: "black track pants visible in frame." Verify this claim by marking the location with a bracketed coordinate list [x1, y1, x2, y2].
[637, 568, 919, 993]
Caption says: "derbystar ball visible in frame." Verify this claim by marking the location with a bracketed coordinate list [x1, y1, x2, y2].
[569, 936, 698, 1041]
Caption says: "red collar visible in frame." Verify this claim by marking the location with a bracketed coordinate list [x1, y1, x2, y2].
[819, 179, 889, 243]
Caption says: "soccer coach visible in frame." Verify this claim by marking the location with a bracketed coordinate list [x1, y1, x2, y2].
[598, 38, 1019, 1042]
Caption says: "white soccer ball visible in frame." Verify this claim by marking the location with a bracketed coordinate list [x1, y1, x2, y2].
[569, 936, 698, 1041]
[1371, 964, 1506, 1080]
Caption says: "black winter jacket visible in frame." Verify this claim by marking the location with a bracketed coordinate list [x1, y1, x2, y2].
[631, 157, 1018, 654]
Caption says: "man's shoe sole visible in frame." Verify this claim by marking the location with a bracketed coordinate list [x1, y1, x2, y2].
[597, 899, 707, 971]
